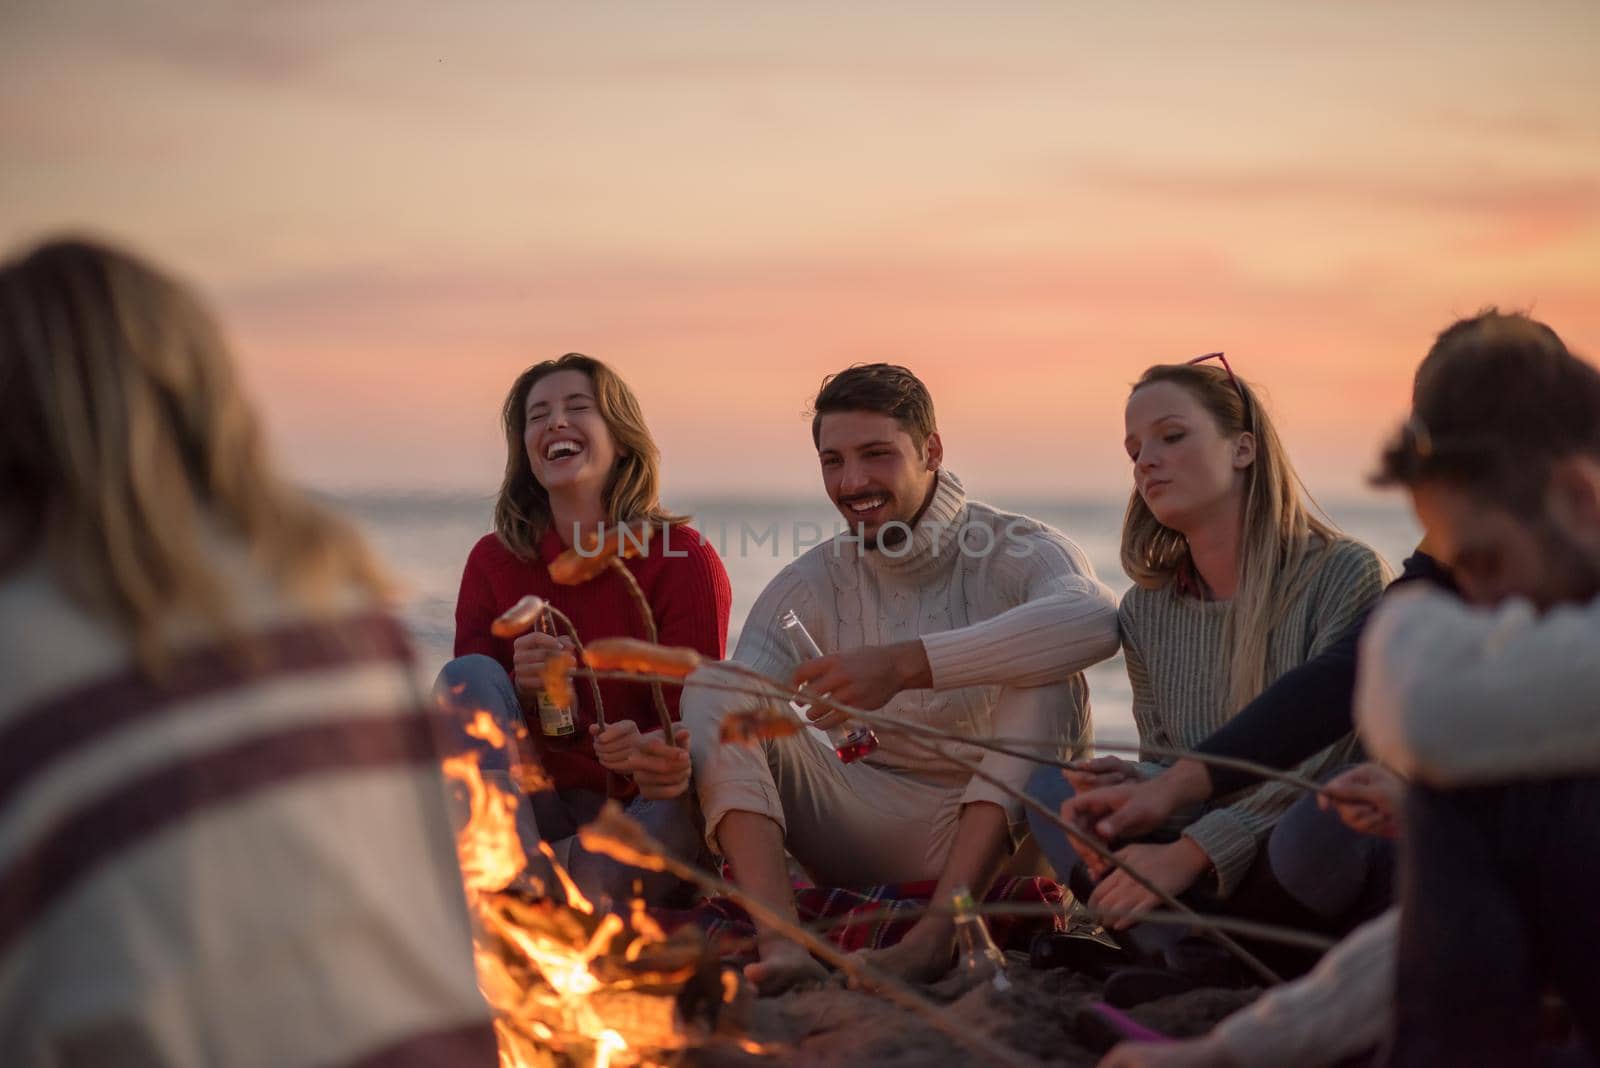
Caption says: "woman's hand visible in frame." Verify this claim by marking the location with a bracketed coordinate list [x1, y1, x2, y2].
[1087, 838, 1212, 930]
[627, 728, 692, 800]
[588, 722, 692, 800]
[1063, 759, 1214, 875]
[1319, 763, 1405, 840]
[590, 719, 642, 772]
[511, 630, 575, 701]
[1064, 755, 1144, 795]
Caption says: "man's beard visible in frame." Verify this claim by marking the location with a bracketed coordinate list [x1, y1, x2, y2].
[1537, 519, 1600, 607]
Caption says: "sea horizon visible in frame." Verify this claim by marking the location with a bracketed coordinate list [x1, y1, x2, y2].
[326, 488, 1422, 744]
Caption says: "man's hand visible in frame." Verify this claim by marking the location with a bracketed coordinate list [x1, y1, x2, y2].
[1319, 762, 1404, 840]
[791, 639, 931, 723]
[512, 630, 575, 701]
[628, 728, 692, 800]
[1064, 759, 1214, 843]
[1087, 838, 1211, 930]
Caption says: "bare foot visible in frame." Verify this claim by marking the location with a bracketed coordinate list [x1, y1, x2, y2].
[744, 943, 829, 996]
[849, 920, 955, 987]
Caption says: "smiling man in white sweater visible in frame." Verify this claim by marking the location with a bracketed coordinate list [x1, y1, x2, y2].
[682, 363, 1120, 991]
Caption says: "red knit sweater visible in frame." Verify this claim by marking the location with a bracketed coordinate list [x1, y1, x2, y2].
[453, 522, 731, 798]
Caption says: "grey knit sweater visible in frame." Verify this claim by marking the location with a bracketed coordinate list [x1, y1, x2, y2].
[1120, 537, 1389, 893]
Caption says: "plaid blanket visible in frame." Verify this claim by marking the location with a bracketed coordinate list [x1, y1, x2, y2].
[652, 876, 1069, 962]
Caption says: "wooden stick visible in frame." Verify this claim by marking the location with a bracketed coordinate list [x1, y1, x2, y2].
[985, 736, 1333, 797]
[604, 559, 679, 747]
[579, 805, 1037, 1068]
[542, 604, 607, 728]
[799, 900, 1336, 954]
[892, 734, 1283, 986]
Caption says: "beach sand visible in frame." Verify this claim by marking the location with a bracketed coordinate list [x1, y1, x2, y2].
[687, 959, 1259, 1066]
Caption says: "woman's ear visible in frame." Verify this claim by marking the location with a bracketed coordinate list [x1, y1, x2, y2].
[1232, 431, 1257, 470]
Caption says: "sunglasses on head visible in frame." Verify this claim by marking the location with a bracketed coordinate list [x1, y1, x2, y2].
[1184, 351, 1249, 411]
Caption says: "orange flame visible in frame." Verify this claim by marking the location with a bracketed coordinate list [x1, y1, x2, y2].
[446, 699, 687, 1066]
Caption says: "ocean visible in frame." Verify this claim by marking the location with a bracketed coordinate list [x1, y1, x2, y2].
[332, 491, 1422, 744]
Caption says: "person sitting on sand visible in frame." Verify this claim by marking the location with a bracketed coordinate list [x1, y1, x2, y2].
[682, 362, 1120, 992]
[1026, 356, 1388, 958]
[1098, 311, 1600, 1068]
[1355, 310, 1600, 1066]
[437, 353, 731, 907]
[0, 238, 493, 1063]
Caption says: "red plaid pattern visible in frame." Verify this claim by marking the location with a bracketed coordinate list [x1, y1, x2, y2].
[652, 876, 1068, 962]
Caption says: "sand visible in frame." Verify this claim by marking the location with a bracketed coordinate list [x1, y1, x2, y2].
[685, 957, 1259, 1067]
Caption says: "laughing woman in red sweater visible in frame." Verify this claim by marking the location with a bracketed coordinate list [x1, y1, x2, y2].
[437, 353, 731, 906]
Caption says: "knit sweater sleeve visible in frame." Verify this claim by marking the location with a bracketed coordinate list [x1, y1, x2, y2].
[649, 527, 733, 726]
[1197, 550, 1454, 795]
[920, 527, 1119, 690]
[1356, 587, 1600, 786]
[1182, 541, 1388, 895]
[1214, 908, 1396, 1068]
[453, 535, 508, 666]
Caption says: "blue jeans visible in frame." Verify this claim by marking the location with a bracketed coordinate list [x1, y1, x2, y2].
[434, 654, 701, 908]
[1384, 777, 1600, 1067]
[1024, 764, 1394, 934]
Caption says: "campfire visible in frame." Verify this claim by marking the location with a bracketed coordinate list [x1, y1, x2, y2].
[442, 714, 750, 1067]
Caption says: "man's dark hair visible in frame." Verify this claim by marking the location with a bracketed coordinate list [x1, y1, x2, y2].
[809, 363, 937, 450]
[1374, 309, 1600, 512]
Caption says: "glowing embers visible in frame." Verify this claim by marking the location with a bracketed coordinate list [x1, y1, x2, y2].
[443, 716, 746, 1066]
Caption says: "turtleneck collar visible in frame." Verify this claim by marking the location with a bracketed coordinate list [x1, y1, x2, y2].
[852, 468, 968, 579]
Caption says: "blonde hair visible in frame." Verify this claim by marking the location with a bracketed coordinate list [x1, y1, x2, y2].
[493, 353, 685, 558]
[0, 237, 388, 676]
[1120, 363, 1342, 714]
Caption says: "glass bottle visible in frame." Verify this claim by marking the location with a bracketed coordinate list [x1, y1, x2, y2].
[533, 614, 577, 739]
[776, 610, 879, 763]
[951, 886, 1012, 991]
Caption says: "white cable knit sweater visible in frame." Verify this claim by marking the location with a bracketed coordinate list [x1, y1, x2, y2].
[684, 470, 1121, 818]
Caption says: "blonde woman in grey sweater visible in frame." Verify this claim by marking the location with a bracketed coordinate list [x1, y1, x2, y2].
[1028, 355, 1387, 931]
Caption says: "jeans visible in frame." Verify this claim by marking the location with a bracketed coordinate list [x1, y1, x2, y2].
[1023, 764, 1395, 953]
[1383, 777, 1600, 1067]
[434, 654, 701, 909]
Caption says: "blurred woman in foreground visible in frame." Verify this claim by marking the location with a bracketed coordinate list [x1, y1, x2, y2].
[0, 237, 491, 1065]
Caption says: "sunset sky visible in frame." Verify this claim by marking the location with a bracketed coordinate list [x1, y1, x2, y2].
[5, 1, 1598, 500]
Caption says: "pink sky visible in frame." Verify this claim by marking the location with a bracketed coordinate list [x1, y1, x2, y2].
[4, 1, 1597, 499]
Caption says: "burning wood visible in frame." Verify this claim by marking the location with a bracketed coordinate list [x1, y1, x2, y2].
[443, 714, 745, 1066]
[582, 638, 703, 679]
[549, 522, 655, 585]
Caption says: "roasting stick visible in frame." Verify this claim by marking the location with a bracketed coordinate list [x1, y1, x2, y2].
[798, 901, 1336, 954]
[570, 663, 1286, 984]
[578, 804, 1037, 1068]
